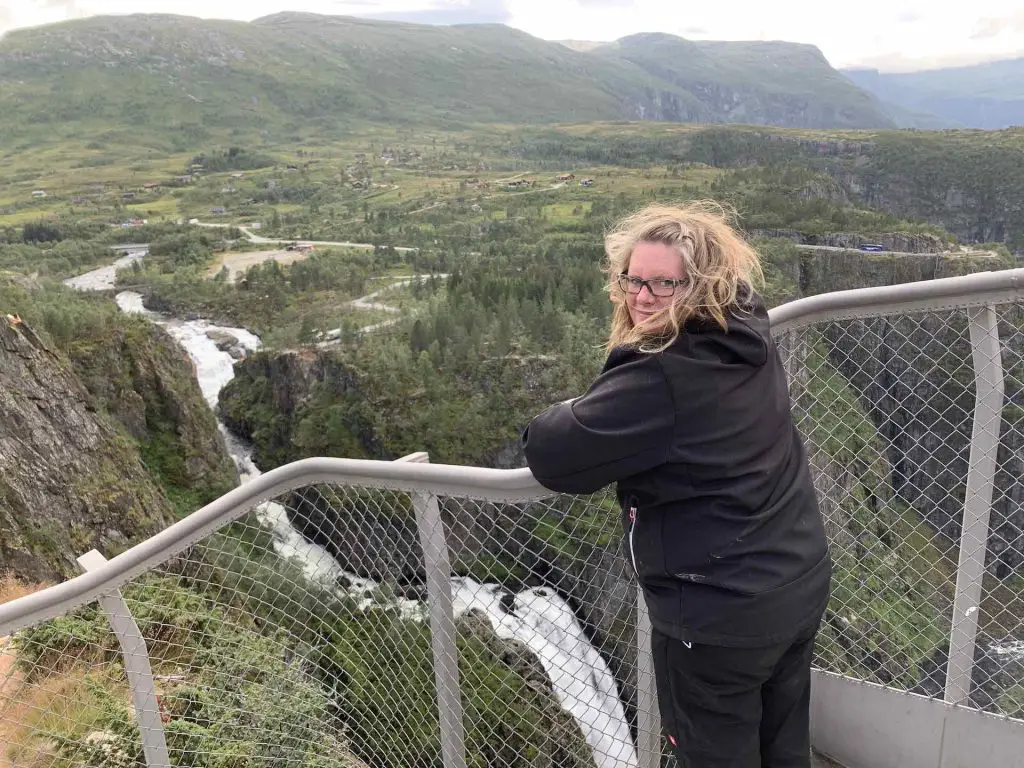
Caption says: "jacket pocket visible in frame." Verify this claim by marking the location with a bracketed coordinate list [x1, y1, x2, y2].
[622, 499, 666, 579]
[660, 508, 730, 579]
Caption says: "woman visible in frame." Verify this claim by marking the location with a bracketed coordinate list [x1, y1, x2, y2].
[521, 202, 831, 768]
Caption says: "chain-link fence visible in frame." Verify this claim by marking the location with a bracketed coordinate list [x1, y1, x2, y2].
[3, 288, 1024, 767]
[1, 484, 646, 768]
[779, 303, 1024, 720]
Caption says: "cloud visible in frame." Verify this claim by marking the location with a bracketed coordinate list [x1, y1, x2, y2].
[846, 48, 1024, 72]
[358, 0, 510, 24]
[972, 11, 1024, 40]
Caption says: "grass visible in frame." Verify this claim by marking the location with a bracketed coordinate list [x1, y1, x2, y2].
[124, 197, 179, 220]
[1, 574, 64, 768]
[1, 668, 127, 768]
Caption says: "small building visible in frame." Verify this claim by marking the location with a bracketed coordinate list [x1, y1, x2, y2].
[31, 190, 46, 198]
[210, 207, 227, 216]
[143, 182, 161, 190]
[247, 222, 262, 230]
[579, 178, 594, 187]
[122, 192, 137, 201]
[557, 173, 576, 182]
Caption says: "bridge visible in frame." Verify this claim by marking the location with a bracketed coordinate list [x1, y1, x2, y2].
[3, 269, 1024, 767]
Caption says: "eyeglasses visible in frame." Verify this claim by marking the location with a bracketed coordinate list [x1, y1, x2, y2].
[616, 274, 686, 297]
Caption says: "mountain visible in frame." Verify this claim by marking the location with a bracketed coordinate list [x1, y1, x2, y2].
[0, 12, 894, 149]
[843, 58, 1024, 129]
[593, 34, 894, 129]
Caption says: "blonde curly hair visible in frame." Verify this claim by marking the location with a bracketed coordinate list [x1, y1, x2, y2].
[603, 201, 764, 353]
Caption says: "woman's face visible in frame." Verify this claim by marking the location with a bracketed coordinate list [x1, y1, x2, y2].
[624, 241, 685, 327]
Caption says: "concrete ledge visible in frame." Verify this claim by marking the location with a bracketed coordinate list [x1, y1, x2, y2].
[811, 670, 1024, 768]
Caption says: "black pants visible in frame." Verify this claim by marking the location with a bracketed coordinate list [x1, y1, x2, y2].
[651, 621, 820, 768]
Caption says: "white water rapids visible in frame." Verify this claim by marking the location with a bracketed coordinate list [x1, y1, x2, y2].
[64, 251, 638, 768]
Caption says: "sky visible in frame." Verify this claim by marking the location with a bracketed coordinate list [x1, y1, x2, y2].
[1, 0, 1023, 72]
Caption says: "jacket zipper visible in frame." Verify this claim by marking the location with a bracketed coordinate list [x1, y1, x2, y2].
[628, 506, 639, 576]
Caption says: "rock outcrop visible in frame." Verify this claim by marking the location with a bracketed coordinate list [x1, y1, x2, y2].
[67, 319, 239, 512]
[0, 301, 239, 581]
[0, 316, 173, 580]
[750, 229, 950, 254]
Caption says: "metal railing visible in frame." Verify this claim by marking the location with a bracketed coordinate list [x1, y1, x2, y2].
[3, 268, 1024, 768]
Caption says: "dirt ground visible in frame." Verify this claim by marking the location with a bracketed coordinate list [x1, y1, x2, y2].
[1, 577, 50, 768]
[206, 248, 313, 282]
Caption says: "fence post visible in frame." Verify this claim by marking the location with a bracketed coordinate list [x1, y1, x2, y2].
[945, 305, 1004, 705]
[397, 453, 467, 768]
[636, 585, 662, 768]
[78, 549, 170, 768]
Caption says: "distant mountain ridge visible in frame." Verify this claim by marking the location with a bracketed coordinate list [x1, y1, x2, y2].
[0, 11, 895, 146]
[843, 58, 1024, 129]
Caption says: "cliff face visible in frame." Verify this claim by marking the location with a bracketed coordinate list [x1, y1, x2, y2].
[750, 230, 951, 254]
[818, 309, 1024, 576]
[67, 319, 239, 515]
[0, 316, 173, 581]
[0, 305, 239, 581]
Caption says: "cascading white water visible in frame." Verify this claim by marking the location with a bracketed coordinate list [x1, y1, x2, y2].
[65, 255, 638, 768]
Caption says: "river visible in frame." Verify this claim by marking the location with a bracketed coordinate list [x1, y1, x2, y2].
[64, 250, 639, 768]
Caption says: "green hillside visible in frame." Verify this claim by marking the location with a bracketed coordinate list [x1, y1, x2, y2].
[0, 12, 894, 151]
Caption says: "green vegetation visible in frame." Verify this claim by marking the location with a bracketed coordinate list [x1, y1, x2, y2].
[0, 11, 891, 157]
[0, 278, 236, 525]
[796, 341, 950, 688]
[10, 534, 596, 768]
[0, 81, 1022, 751]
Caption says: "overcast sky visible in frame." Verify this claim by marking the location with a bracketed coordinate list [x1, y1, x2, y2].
[1, 0, 1023, 72]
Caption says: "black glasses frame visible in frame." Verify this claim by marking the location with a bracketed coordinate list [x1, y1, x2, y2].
[616, 273, 686, 297]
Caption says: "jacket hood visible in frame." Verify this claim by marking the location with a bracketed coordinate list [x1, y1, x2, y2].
[675, 292, 769, 368]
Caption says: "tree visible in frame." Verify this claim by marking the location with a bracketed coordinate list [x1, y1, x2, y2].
[410, 319, 431, 354]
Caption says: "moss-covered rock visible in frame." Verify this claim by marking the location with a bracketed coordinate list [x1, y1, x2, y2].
[67, 316, 238, 517]
[0, 315, 174, 581]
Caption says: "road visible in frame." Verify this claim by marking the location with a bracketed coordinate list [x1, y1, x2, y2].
[795, 243, 998, 258]
[192, 221, 996, 261]
[191, 221, 418, 253]
[315, 273, 450, 345]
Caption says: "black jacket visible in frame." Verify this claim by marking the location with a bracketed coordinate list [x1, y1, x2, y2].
[522, 294, 831, 647]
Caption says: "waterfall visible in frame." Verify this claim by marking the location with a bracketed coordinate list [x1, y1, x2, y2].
[65, 255, 639, 768]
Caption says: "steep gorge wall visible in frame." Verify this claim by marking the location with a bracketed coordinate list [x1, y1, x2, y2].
[0, 312, 238, 581]
[0, 316, 171, 580]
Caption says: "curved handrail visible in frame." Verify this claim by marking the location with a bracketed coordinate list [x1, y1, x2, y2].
[0, 458, 546, 637]
[769, 266, 1024, 333]
[5, 266, 1024, 637]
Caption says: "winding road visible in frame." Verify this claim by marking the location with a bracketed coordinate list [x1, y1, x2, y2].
[192, 221, 418, 253]
[191, 219, 996, 261]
